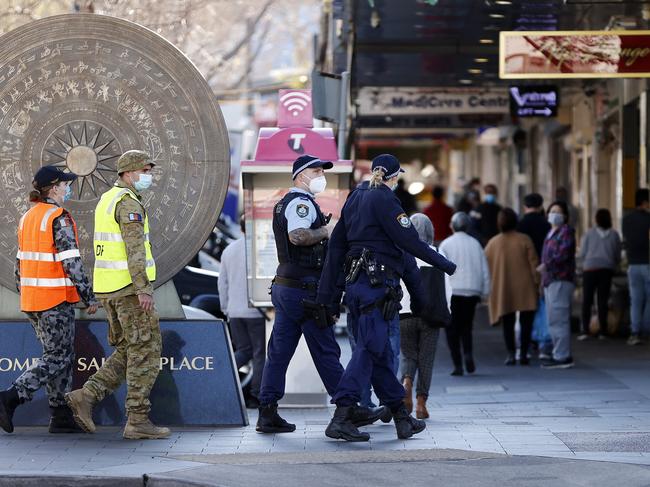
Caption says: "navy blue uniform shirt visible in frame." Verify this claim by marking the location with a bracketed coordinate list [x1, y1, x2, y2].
[317, 181, 456, 305]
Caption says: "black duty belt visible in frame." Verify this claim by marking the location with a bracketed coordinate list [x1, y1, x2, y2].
[273, 276, 318, 291]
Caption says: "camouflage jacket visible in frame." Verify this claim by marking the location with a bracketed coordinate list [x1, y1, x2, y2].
[15, 197, 98, 306]
[95, 180, 154, 298]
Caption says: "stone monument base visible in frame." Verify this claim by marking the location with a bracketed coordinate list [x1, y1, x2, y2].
[0, 320, 247, 427]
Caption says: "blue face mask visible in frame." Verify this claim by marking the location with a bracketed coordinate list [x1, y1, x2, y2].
[485, 194, 496, 204]
[133, 173, 153, 191]
[63, 184, 72, 202]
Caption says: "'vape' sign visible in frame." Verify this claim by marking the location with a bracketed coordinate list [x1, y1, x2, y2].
[509, 85, 559, 118]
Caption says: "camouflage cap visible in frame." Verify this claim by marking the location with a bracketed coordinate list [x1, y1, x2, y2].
[117, 150, 155, 174]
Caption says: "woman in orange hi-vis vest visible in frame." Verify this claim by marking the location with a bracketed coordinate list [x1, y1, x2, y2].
[0, 165, 99, 435]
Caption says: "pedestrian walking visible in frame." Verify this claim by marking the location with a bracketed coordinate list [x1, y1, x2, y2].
[218, 217, 266, 408]
[517, 193, 552, 358]
[256, 155, 386, 434]
[540, 201, 576, 369]
[556, 187, 580, 232]
[423, 185, 453, 243]
[517, 193, 550, 260]
[0, 166, 99, 434]
[440, 212, 490, 375]
[316, 154, 456, 442]
[476, 184, 502, 244]
[485, 208, 539, 365]
[66, 150, 170, 439]
[622, 189, 650, 345]
[399, 214, 452, 419]
[394, 179, 417, 215]
[578, 209, 621, 340]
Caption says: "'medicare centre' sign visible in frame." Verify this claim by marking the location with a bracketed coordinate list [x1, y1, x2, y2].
[358, 88, 509, 116]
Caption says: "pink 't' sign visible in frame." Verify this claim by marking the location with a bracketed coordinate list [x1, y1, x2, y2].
[278, 89, 313, 128]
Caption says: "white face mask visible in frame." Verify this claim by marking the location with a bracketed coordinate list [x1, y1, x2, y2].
[303, 174, 327, 194]
[548, 212, 564, 226]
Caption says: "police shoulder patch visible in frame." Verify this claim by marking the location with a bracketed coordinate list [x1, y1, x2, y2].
[397, 213, 411, 228]
[296, 204, 309, 218]
[128, 212, 143, 222]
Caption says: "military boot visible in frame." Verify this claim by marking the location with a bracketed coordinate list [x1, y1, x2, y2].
[392, 402, 426, 440]
[325, 406, 370, 442]
[123, 413, 171, 440]
[0, 387, 22, 434]
[349, 405, 391, 427]
[256, 403, 296, 433]
[49, 405, 85, 434]
[65, 388, 97, 433]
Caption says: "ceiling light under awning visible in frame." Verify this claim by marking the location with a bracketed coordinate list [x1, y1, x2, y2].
[408, 182, 425, 195]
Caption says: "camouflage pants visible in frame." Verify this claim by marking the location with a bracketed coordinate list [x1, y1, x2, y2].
[83, 294, 161, 415]
[14, 302, 76, 407]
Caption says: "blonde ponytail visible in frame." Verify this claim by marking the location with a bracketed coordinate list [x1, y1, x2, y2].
[369, 167, 385, 188]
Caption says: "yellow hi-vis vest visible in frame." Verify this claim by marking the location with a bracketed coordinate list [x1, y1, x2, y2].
[93, 186, 156, 293]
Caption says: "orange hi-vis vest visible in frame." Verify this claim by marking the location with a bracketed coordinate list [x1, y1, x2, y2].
[17, 202, 81, 312]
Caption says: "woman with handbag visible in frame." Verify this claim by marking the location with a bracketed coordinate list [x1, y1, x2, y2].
[399, 214, 452, 419]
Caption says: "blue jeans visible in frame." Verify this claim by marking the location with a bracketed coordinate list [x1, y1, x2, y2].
[628, 265, 650, 336]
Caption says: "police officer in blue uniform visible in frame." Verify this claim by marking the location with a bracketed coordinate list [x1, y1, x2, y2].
[256, 155, 389, 434]
[316, 154, 457, 442]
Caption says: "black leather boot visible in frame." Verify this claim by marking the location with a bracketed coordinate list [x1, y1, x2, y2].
[350, 405, 391, 427]
[325, 406, 370, 442]
[0, 387, 22, 434]
[392, 402, 426, 439]
[255, 403, 296, 433]
[49, 405, 85, 433]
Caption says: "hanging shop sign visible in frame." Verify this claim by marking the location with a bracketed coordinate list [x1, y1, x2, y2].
[357, 87, 509, 116]
[509, 85, 559, 118]
[500, 30, 650, 79]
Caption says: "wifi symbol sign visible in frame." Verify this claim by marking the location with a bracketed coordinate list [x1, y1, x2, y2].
[280, 91, 312, 117]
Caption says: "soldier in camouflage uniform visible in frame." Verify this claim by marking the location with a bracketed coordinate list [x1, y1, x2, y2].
[66, 150, 170, 440]
[0, 166, 99, 434]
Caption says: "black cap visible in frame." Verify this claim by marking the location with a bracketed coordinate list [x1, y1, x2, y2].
[292, 155, 333, 180]
[371, 154, 405, 180]
[33, 165, 77, 189]
[523, 192, 543, 208]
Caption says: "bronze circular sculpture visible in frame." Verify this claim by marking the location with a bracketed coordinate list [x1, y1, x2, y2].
[0, 14, 230, 290]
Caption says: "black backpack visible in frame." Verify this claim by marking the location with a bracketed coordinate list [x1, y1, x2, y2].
[418, 265, 451, 328]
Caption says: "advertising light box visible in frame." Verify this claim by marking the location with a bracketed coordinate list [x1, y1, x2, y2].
[509, 85, 559, 118]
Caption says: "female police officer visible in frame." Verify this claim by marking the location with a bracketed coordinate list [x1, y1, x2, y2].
[315, 154, 456, 442]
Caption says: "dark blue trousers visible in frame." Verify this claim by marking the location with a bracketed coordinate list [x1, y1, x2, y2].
[259, 278, 344, 405]
[332, 274, 405, 409]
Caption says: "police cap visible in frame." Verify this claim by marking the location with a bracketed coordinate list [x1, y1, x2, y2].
[292, 155, 333, 180]
[371, 154, 405, 180]
[117, 150, 155, 174]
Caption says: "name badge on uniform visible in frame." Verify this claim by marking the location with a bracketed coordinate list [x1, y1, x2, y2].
[296, 204, 309, 218]
[128, 212, 143, 222]
[397, 213, 411, 228]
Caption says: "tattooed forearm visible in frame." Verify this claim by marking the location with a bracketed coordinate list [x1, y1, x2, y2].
[288, 227, 328, 246]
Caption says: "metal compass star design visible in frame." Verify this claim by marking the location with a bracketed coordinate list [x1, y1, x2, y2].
[45, 121, 119, 200]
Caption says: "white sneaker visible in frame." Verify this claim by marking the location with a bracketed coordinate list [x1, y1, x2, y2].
[627, 335, 642, 346]
[577, 334, 590, 341]
[538, 352, 552, 360]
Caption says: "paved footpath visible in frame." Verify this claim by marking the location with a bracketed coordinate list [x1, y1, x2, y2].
[2, 306, 650, 485]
